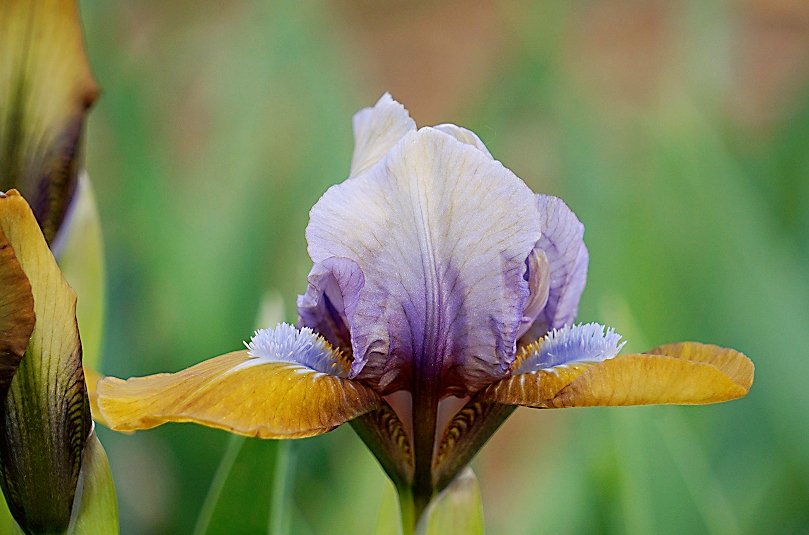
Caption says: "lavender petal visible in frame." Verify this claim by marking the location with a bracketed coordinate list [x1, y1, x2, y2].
[522, 195, 588, 342]
[306, 127, 541, 394]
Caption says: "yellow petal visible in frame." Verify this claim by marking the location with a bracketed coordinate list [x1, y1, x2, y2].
[0, 0, 98, 242]
[82, 365, 109, 428]
[479, 342, 753, 408]
[97, 350, 383, 438]
[0, 216, 35, 394]
[0, 189, 91, 532]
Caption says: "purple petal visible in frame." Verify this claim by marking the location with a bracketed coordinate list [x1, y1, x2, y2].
[516, 248, 550, 339]
[521, 195, 589, 343]
[296, 257, 364, 352]
[305, 127, 541, 395]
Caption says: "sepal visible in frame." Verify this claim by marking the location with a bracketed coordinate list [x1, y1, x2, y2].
[479, 341, 753, 408]
[98, 326, 384, 438]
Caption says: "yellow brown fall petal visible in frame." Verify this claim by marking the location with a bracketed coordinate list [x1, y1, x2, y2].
[478, 342, 753, 408]
[97, 350, 383, 439]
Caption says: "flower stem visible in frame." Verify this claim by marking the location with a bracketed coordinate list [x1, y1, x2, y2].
[411, 367, 438, 528]
[397, 484, 417, 535]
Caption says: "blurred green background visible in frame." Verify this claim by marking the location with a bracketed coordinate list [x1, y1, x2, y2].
[77, 0, 809, 533]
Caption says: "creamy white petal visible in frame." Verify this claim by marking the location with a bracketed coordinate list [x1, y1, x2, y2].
[432, 124, 493, 159]
[349, 93, 416, 178]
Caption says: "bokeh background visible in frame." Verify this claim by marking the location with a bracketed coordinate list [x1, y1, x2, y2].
[78, 0, 809, 533]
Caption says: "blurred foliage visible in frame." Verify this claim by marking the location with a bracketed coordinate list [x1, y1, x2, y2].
[78, 0, 809, 533]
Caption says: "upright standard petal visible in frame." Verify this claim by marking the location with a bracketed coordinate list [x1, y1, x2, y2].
[97, 324, 382, 438]
[296, 257, 364, 353]
[516, 248, 550, 339]
[306, 128, 541, 395]
[431, 124, 493, 159]
[349, 93, 416, 179]
[0, 0, 99, 242]
[0, 190, 91, 533]
[519, 195, 588, 343]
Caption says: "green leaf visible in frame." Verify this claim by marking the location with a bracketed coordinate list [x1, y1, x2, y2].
[193, 435, 292, 535]
[415, 468, 484, 535]
[372, 479, 403, 535]
[66, 430, 118, 535]
[0, 490, 21, 535]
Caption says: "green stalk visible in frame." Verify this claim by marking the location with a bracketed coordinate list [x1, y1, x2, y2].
[192, 434, 246, 535]
[396, 484, 416, 535]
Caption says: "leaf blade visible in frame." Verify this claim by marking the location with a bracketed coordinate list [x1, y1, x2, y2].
[415, 468, 484, 535]
[66, 430, 119, 535]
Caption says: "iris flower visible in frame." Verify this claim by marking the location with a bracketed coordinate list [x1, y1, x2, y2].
[97, 94, 753, 530]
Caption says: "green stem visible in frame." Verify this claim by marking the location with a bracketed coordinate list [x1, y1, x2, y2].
[268, 440, 293, 535]
[192, 435, 246, 535]
[397, 485, 416, 535]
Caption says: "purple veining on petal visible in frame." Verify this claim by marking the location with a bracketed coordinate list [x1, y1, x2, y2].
[296, 257, 365, 353]
[305, 127, 541, 395]
[520, 195, 589, 344]
[514, 323, 624, 374]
